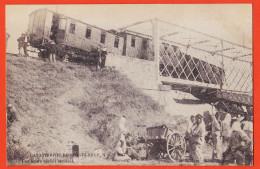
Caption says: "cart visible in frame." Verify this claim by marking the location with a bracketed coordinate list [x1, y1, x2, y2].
[146, 125, 186, 162]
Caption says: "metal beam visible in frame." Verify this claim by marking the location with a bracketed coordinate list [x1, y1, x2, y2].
[119, 19, 153, 31]
[190, 40, 210, 46]
[212, 48, 235, 54]
[160, 38, 252, 63]
[160, 32, 179, 38]
[158, 19, 252, 50]
[235, 53, 253, 58]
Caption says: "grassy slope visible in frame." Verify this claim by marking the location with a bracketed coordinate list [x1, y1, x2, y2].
[6, 54, 188, 164]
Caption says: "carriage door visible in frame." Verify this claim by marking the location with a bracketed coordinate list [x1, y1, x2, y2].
[50, 14, 60, 43]
[141, 38, 148, 59]
[122, 36, 127, 56]
[56, 17, 67, 44]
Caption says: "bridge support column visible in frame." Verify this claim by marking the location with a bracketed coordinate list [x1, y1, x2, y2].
[152, 19, 160, 85]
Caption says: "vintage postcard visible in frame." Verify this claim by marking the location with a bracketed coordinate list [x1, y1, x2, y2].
[5, 4, 253, 166]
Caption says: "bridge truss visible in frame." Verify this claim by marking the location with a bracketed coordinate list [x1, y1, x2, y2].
[120, 19, 253, 115]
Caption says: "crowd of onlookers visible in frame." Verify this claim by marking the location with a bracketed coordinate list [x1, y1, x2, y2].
[185, 109, 253, 165]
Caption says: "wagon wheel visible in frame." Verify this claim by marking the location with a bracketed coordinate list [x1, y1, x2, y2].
[146, 141, 159, 159]
[166, 133, 186, 162]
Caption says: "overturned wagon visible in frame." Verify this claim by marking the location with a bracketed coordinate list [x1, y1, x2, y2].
[146, 125, 186, 162]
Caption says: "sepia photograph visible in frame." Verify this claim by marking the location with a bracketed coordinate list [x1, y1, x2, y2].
[5, 4, 253, 166]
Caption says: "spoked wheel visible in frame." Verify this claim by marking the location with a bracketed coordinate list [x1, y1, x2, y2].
[166, 133, 186, 162]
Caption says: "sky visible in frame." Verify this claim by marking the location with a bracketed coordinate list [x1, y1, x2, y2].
[6, 4, 252, 53]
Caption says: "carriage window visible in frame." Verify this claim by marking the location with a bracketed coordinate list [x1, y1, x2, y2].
[100, 33, 106, 44]
[69, 23, 75, 34]
[114, 37, 119, 48]
[85, 28, 91, 39]
[131, 36, 135, 48]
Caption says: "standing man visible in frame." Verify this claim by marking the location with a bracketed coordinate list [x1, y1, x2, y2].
[96, 44, 102, 70]
[24, 32, 29, 57]
[191, 114, 206, 165]
[221, 113, 232, 152]
[186, 115, 197, 161]
[17, 33, 28, 57]
[210, 110, 222, 162]
[47, 40, 57, 63]
[17, 33, 25, 56]
[100, 46, 108, 68]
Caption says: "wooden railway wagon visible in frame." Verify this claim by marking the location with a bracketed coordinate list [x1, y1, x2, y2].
[119, 30, 154, 61]
[27, 8, 124, 58]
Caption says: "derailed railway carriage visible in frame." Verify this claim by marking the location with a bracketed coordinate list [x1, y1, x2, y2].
[27, 8, 124, 58]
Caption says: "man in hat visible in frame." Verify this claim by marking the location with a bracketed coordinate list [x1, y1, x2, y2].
[222, 121, 252, 165]
[17, 33, 27, 57]
[185, 115, 197, 161]
[190, 114, 206, 165]
[210, 110, 222, 162]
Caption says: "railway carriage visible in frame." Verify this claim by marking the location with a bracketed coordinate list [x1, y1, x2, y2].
[27, 8, 124, 59]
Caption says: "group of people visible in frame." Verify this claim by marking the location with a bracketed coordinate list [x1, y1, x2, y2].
[186, 109, 253, 166]
[113, 116, 147, 161]
[114, 116, 140, 161]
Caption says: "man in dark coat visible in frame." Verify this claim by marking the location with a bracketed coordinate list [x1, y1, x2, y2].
[99, 46, 108, 68]
[46, 40, 57, 63]
[17, 33, 28, 57]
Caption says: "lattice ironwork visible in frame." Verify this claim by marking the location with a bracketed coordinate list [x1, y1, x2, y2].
[157, 20, 252, 95]
[159, 43, 225, 86]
